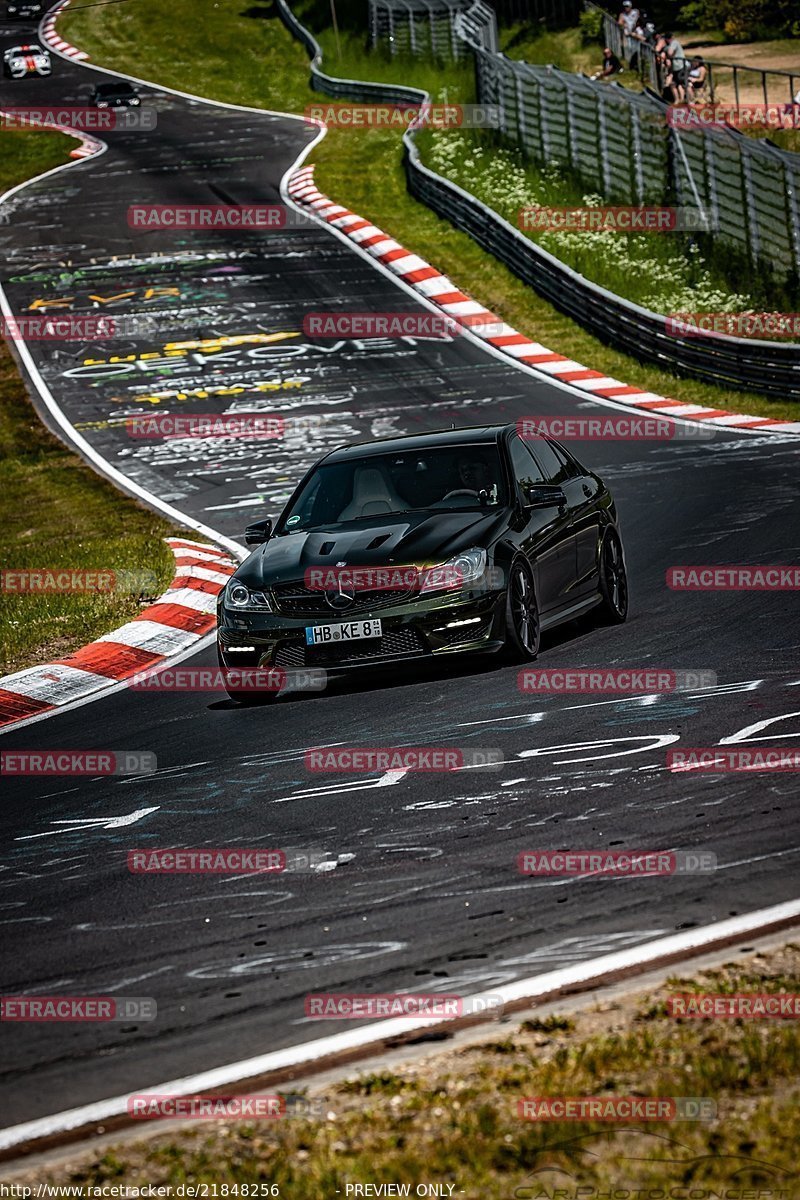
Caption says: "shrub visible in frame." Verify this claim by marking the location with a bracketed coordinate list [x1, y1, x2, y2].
[578, 6, 604, 44]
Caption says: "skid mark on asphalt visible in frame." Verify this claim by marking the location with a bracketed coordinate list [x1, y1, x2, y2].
[75, 890, 295, 931]
[187, 941, 407, 980]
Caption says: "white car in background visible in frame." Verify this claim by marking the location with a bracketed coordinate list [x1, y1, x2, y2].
[3, 43, 51, 78]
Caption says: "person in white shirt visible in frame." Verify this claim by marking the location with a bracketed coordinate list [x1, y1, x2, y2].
[618, 0, 640, 35]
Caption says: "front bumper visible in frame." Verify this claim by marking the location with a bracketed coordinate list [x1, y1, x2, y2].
[218, 587, 506, 673]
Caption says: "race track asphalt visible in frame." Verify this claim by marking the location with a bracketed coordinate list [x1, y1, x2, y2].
[1, 24, 799, 1126]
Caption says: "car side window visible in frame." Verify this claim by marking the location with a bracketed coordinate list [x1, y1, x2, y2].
[527, 437, 574, 485]
[509, 436, 545, 496]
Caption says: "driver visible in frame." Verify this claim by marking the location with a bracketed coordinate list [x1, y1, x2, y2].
[457, 457, 493, 494]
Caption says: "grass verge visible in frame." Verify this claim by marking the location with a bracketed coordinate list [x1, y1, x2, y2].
[58, 0, 799, 421]
[0, 128, 178, 674]
[15, 944, 800, 1193]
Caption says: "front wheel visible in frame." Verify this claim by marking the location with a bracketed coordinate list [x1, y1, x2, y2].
[597, 529, 629, 623]
[504, 559, 540, 661]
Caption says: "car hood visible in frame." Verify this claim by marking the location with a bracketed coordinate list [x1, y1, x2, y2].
[236, 509, 508, 586]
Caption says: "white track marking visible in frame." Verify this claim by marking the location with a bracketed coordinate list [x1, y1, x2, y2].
[15, 807, 160, 840]
[1, 897, 799, 1152]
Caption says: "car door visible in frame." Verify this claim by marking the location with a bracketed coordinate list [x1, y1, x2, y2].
[529, 437, 602, 598]
[508, 435, 576, 614]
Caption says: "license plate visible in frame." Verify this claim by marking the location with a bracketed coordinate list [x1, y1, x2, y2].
[305, 619, 382, 646]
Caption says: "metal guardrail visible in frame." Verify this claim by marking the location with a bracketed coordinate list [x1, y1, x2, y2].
[368, 0, 497, 59]
[454, 1, 498, 55]
[403, 143, 800, 398]
[474, 49, 800, 283]
[277, 0, 800, 400]
[278, 0, 425, 102]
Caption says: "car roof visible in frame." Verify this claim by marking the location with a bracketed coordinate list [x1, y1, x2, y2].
[95, 80, 135, 91]
[322, 424, 513, 463]
[8, 44, 44, 51]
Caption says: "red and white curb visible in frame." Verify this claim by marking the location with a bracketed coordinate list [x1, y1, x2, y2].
[40, 0, 89, 61]
[66, 130, 103, 159]
[0, 106, 102, 161]
[0, 539, 234, 730]
[288, 165, 800, 436]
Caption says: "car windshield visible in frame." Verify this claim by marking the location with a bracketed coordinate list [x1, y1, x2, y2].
[10, 45, 41, 53]
[97, 83, 133, 96]
[279, 444, 507, 532]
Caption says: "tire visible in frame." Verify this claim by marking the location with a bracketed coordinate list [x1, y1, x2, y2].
[597, 529, 629, 624]
[504, 558, 540, 661]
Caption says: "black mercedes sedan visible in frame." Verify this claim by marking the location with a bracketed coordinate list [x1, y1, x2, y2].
[90, 80, 141, 108]
[216, 424, 628, 701]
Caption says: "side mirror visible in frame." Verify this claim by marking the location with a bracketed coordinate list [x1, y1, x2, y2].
[244, 518, 273, 546]
[525, 484, 567, 510]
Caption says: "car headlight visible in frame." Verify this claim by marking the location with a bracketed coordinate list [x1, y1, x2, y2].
[97, 101, 109, 108]
[226, 582, 272, 611]
[419, 547, 488, 594]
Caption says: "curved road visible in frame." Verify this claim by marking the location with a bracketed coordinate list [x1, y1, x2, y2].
[1, 21, 800, 1130]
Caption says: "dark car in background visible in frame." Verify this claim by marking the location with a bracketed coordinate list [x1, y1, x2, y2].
[90, 80, 140, 107]
[5, 1, 43, 20]
[217, 424, 628, 702]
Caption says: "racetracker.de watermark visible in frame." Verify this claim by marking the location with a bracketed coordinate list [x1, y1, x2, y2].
[126, 414, 285, 439]
[517, 416, 714, 442]
[303, 565, 485, 591]
[127, 848, 338, 874]
[668, 748, 800, 772]
[518, 206, 713, 232]
[517, 850, 717, 875]
[1, 314, 158, 340]
[304, 992, 504, 1018]
[128, 1094, 286, 1120]
[127, 205, 296, 230]
[1, 751, 156, 776]
[667, 103, 800, 130]
[303, 103, 500, 129]
[304, 747, 504, 771]
[0, 106, 156, 131]
[517, 1096, 716, 1121]
[667, 566, 800, 590]
[1, 996, 156, 1021]
[666, 312, 800, 339]
[128, 667, 327, 694]
[518, 669, 716, 694]
[302, 312, 463, 339]
[668, 992, 800, 1018]
[1, 568, 158, 594]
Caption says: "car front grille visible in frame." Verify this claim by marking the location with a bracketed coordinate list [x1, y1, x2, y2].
[271, 581, 417, 618]
[274, 627, 427, 668]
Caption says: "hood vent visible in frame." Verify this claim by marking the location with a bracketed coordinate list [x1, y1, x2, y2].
[367, 534, 390, 550]
[319, 541, 336, 555]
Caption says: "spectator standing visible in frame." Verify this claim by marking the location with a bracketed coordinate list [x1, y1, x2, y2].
[629, 13, 653, 71]
[664, 31, 688, 103]
[618, 0, 640, 34]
